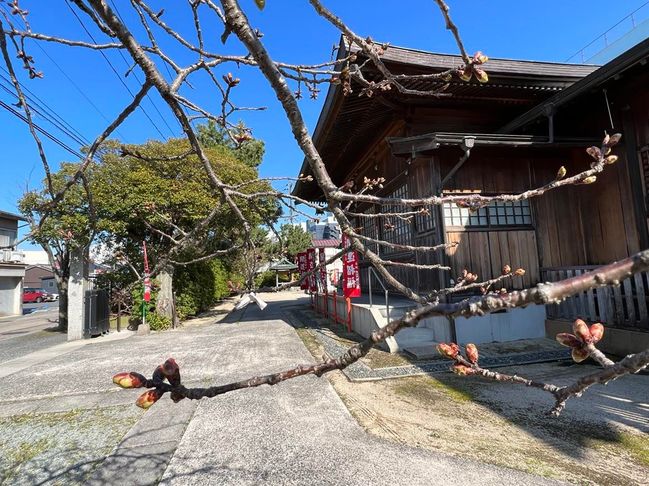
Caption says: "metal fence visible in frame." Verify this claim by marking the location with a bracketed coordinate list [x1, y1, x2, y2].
[84, 289, 110, 338]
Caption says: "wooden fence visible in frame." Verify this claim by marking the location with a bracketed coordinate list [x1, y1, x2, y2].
[541, 266, 649, 330]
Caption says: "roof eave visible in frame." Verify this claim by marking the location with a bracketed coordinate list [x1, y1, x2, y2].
[499, 37, 649, 134]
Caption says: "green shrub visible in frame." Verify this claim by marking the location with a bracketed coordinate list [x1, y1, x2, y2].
[146, 312, 171, 331]
[174, 258, 231, 320]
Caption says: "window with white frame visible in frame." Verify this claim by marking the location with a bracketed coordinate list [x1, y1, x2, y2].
[381, 184, 412, 252]
[443, 199, 532, 229]
[0, 228, 17, 249]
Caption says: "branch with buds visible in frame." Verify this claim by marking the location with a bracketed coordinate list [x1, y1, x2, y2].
[436, 317, 646, 416]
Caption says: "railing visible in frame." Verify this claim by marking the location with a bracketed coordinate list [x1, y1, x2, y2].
[541, 266, 649, 330]
[367, 266, 389, 323]
[565, 1, 649, 63]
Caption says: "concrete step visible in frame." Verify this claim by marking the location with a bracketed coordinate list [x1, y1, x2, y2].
[392, 327, 437, 353]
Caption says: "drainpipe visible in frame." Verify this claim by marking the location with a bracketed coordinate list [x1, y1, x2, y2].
[440, 136, 475, 188]
[544, 104, 555, 143]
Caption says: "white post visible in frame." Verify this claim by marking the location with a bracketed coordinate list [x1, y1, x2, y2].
[67, 246, 85, 341]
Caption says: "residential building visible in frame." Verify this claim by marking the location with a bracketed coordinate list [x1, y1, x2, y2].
[0, 210, 26, 316]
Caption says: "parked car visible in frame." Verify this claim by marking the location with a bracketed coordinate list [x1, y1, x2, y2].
[23, 288, 48, 303]
[45, 293, 59, 302]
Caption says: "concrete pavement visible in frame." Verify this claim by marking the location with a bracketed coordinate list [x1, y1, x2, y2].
[0, 292, 558, 485]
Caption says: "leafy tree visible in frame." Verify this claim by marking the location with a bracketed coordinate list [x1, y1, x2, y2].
[275, 224, 312, 260]
[197, 120, 265, 168]
[93, 137, 278, 322]
[19, 163, 96, 331]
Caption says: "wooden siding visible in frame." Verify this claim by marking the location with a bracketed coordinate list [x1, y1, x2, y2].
[446, 230, 539, 289]
[440, 150, 538, 289]
[532, 150, 640, 267]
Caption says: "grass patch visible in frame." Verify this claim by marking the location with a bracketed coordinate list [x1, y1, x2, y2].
[619, 432, 649, 466]
[393, 375, 473, 403]
[295, 328, 323, 356]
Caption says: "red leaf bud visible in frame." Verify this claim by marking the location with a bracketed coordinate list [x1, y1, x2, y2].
[589, 323, 604, 344]
[437, 342, 460, 359]
[555, 333, 581, 348]
[571, 346, 590, 363]
[465, 343, 479, 364]
[572, 319, 592, 344]
[136, 389, 163, 409]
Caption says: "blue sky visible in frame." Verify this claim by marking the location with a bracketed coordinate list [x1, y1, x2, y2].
[1, 0, 648, 247]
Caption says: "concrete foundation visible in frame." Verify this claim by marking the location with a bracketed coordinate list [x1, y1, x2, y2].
[546, 319, 649, 356]
[314, 293, 546, 353]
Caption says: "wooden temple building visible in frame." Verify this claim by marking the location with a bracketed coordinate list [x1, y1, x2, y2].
[293, 37, 649, 354]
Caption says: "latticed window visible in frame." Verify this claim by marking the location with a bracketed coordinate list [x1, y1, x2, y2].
[357, 206, 379, 254]
[443, 199, 532, 229]
[381, 184, 412, 253]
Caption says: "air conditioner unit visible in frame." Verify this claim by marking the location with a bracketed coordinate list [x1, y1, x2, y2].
[0, 250, 9, 262]
[9, 251, 24, 263]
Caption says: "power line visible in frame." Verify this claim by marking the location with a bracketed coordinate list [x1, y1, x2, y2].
[65, 0, 168, 139]
[108, 0, 177, 136]
[0, 98, 84, 159]
[0, 3, 128, 142]
[0, 78, 88, 147]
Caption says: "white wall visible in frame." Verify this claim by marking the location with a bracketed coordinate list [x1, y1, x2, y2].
[454, 304, 547, 345]
[0, 276, 22, 316]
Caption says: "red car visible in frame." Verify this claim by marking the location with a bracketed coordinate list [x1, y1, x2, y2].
[23, 288, 48, 304]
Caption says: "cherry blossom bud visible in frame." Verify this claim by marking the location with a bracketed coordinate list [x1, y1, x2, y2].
[502, 264, 511, 275]
[589, 323, 604, 344]
[474, 68, 489, 83]
[465, 272, 478, 283]
[437, 343, 460, 359]
[514, 268, 526, 276]
[473, 51, 489, 64]
[586, 146, 602, 160]
[465, 343, 479, 364]
[606, 133, 622, 146]
[556, 166, 567, 180]
[136, 389, 163, 409]
[458, 66, 472, 82]
[571, 347, 590, 363]
[112, 372, 146, 389]
[581, 176, 597, 185]
[604, 155, 618, 165]
[572, 319, 592, 344]
[452, 364, 475, 376]
[555, 333, 582, 348]
[603, 133, 610, 145]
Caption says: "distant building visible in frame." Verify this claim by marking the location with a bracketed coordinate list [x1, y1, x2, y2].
[24, 264, 54, 288]
[300, 215, 341, 240]
[0, 210, 26, 316]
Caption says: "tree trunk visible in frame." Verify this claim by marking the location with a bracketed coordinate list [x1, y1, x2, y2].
[156, 266, 175, 321]
[57, 276, 69, 332]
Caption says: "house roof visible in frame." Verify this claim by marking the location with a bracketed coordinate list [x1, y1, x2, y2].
[267, 257, 298, 271]
[0, 209, 26, 221]
[293, 38, 598, 201]
[312, 238, 341, 248]
[500, 36, 649, 133]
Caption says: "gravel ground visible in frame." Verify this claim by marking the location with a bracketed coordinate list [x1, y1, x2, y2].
[0, 406, 142, 485]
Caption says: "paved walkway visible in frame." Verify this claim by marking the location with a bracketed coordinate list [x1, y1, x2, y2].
[0, 292, 557, 485]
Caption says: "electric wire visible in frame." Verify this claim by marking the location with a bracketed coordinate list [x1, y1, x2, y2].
[108, 0, 178, 136]
[64, 0, 168, 139]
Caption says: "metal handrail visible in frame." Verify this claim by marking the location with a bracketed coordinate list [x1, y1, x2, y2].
[367, 266, 390, 323]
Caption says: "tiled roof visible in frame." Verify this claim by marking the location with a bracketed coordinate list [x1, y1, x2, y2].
[312, 238, 341, 248]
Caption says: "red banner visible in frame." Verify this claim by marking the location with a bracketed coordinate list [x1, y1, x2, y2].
[307, 248, 317, 293]
[342, 234, 361, 298]
[297, 252, 308, 290]
[143, 241, 151, 302]
[318, 248, 327, 291]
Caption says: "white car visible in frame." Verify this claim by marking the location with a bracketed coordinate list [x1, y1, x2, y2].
[45, 293, 59, 302]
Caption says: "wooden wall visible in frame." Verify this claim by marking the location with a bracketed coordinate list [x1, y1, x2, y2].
[439, 149, 539, 289]
[532, 150, 640, 267]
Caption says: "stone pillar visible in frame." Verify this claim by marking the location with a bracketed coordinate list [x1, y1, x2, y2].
[67, 247, 86, 341]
